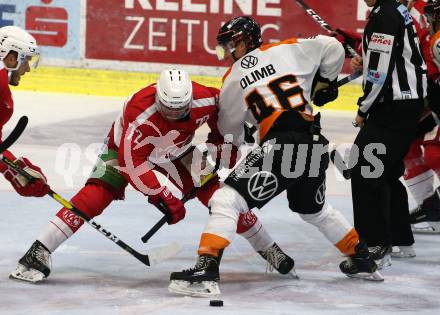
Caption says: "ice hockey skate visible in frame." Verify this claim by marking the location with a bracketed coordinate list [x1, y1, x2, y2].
[409, 189, 440, 234]
[9, 240, 51, 284]
[168, 254, 221, 298]
[391, 245, 416, 258]
[339, 241, 384, 282]
[368, 245, 392, 269]
[258, 243, 298, 278]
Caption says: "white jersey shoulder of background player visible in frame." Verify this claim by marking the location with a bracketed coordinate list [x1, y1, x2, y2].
[218, 35, 344, 145]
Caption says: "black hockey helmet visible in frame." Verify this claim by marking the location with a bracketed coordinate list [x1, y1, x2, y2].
[215, 16, 262, 60]
[425, 0, 440, 24]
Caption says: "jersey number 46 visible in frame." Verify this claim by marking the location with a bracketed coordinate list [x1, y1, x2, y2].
[245, 74, 306, 122]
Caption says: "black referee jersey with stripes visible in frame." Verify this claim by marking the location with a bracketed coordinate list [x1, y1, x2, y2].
[358, 0, 427, 118]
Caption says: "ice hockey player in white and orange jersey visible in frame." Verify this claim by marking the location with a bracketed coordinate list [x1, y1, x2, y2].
[168, 16, 382, 298]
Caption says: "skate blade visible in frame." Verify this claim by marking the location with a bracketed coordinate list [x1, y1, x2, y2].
[391, 252, 416, 258]
[346, 270, 384, 282]
[9, 265, 45, 284]
[289, 268, 300, 280]
[412, 222, 440, 234]
[168, 280, 221, 298]
[375, 255, 391, 270]
[148, 241, 183, 266]
[391, 247, 416, 259]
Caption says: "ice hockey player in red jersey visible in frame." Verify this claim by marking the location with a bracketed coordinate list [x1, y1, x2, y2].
[10, 69, 294, 283]
[404, 0, 440, 234]
[0, 26, 49, 198]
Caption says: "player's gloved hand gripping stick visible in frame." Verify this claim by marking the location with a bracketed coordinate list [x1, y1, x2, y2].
[293, 0, 362, 83]
[141, 172, 218, 243]
[0, 154, 181, 267]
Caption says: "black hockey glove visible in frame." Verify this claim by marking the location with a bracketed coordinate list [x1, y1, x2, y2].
[312, 74, 338, 107]
[244, 122, 257, 144]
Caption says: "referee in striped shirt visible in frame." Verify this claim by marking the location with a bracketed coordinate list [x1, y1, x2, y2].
[349, 0, 427, 264]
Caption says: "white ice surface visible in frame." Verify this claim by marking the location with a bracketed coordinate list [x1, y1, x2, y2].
[1, 91, 440, 315]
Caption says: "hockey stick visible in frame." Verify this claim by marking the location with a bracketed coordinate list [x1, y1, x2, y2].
[293, 0, 362, 178]
[141, 172, 218, 243]
[330, 149, 351, 179]
[293, 0, 363, 88]
[0, 116, 28, 154]
[293, 0, 359, 58]
[337, 71, 362, 87]
[1, 156, 181, 267]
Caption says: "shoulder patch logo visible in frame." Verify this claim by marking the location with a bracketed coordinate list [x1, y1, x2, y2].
[241, 55, 258, 69]
[397, 4, 413, 25]
[368, 33, 394, 54]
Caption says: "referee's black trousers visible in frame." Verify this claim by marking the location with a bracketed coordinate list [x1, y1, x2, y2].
[351, 99, 424, 247]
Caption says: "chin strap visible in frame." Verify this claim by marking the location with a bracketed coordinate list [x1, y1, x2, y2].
[8, 70, 19, 86]
[231, 50, 240, 61]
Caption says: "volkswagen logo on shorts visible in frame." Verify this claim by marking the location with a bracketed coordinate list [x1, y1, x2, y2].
[248, 171, 278, 201]
[241, 55, 258, 69]
[315, 183, 326, 205]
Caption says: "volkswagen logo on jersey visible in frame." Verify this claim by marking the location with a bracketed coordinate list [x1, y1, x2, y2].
[241, 55, 258, 69]
[248, 171, 278, 201]
[315, 182, 326, 205]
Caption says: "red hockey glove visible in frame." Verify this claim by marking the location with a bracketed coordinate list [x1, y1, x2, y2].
[2, 157, 50, 197]
[332, 28, 362, 57]
[148, 187, 186, 224]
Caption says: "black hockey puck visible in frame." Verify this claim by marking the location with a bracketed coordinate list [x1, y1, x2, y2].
[209, 300, 223, 307]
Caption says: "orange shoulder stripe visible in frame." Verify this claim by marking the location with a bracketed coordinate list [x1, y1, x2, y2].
[222, 67, 233, 83]
[259, 37, 298, 52]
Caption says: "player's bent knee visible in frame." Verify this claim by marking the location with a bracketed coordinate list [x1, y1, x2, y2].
[209, 184, 249, 213]
[204, 185, 248, 243]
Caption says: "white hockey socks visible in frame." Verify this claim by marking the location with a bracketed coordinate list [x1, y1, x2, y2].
[238, 213, 274, 252]
[37, 216, 74, 253]
[405, 170, 435, 208]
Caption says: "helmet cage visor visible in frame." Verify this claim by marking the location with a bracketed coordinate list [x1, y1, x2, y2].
[6, 47, 40, 71]
[156, 97, 192, 121]
[215, 40, 237, 60]
[20, 52, 40, 70]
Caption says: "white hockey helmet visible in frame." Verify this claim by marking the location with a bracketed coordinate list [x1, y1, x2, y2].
[0, 26, 40, 71]
[156, 69, 193, 120]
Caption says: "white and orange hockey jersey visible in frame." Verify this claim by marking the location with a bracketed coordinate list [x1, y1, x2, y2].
[218, 35, 345, 145]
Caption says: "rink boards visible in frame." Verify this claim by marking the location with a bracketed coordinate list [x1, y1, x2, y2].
[12, 66, 362, 112]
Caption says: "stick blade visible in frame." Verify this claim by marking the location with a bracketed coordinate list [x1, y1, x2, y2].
[147, 241, 183, 266]
[346, 270, 384, 282]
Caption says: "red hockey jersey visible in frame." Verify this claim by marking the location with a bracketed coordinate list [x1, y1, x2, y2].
[0, 66, 16, 171]
[112, 81, 221, 193]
